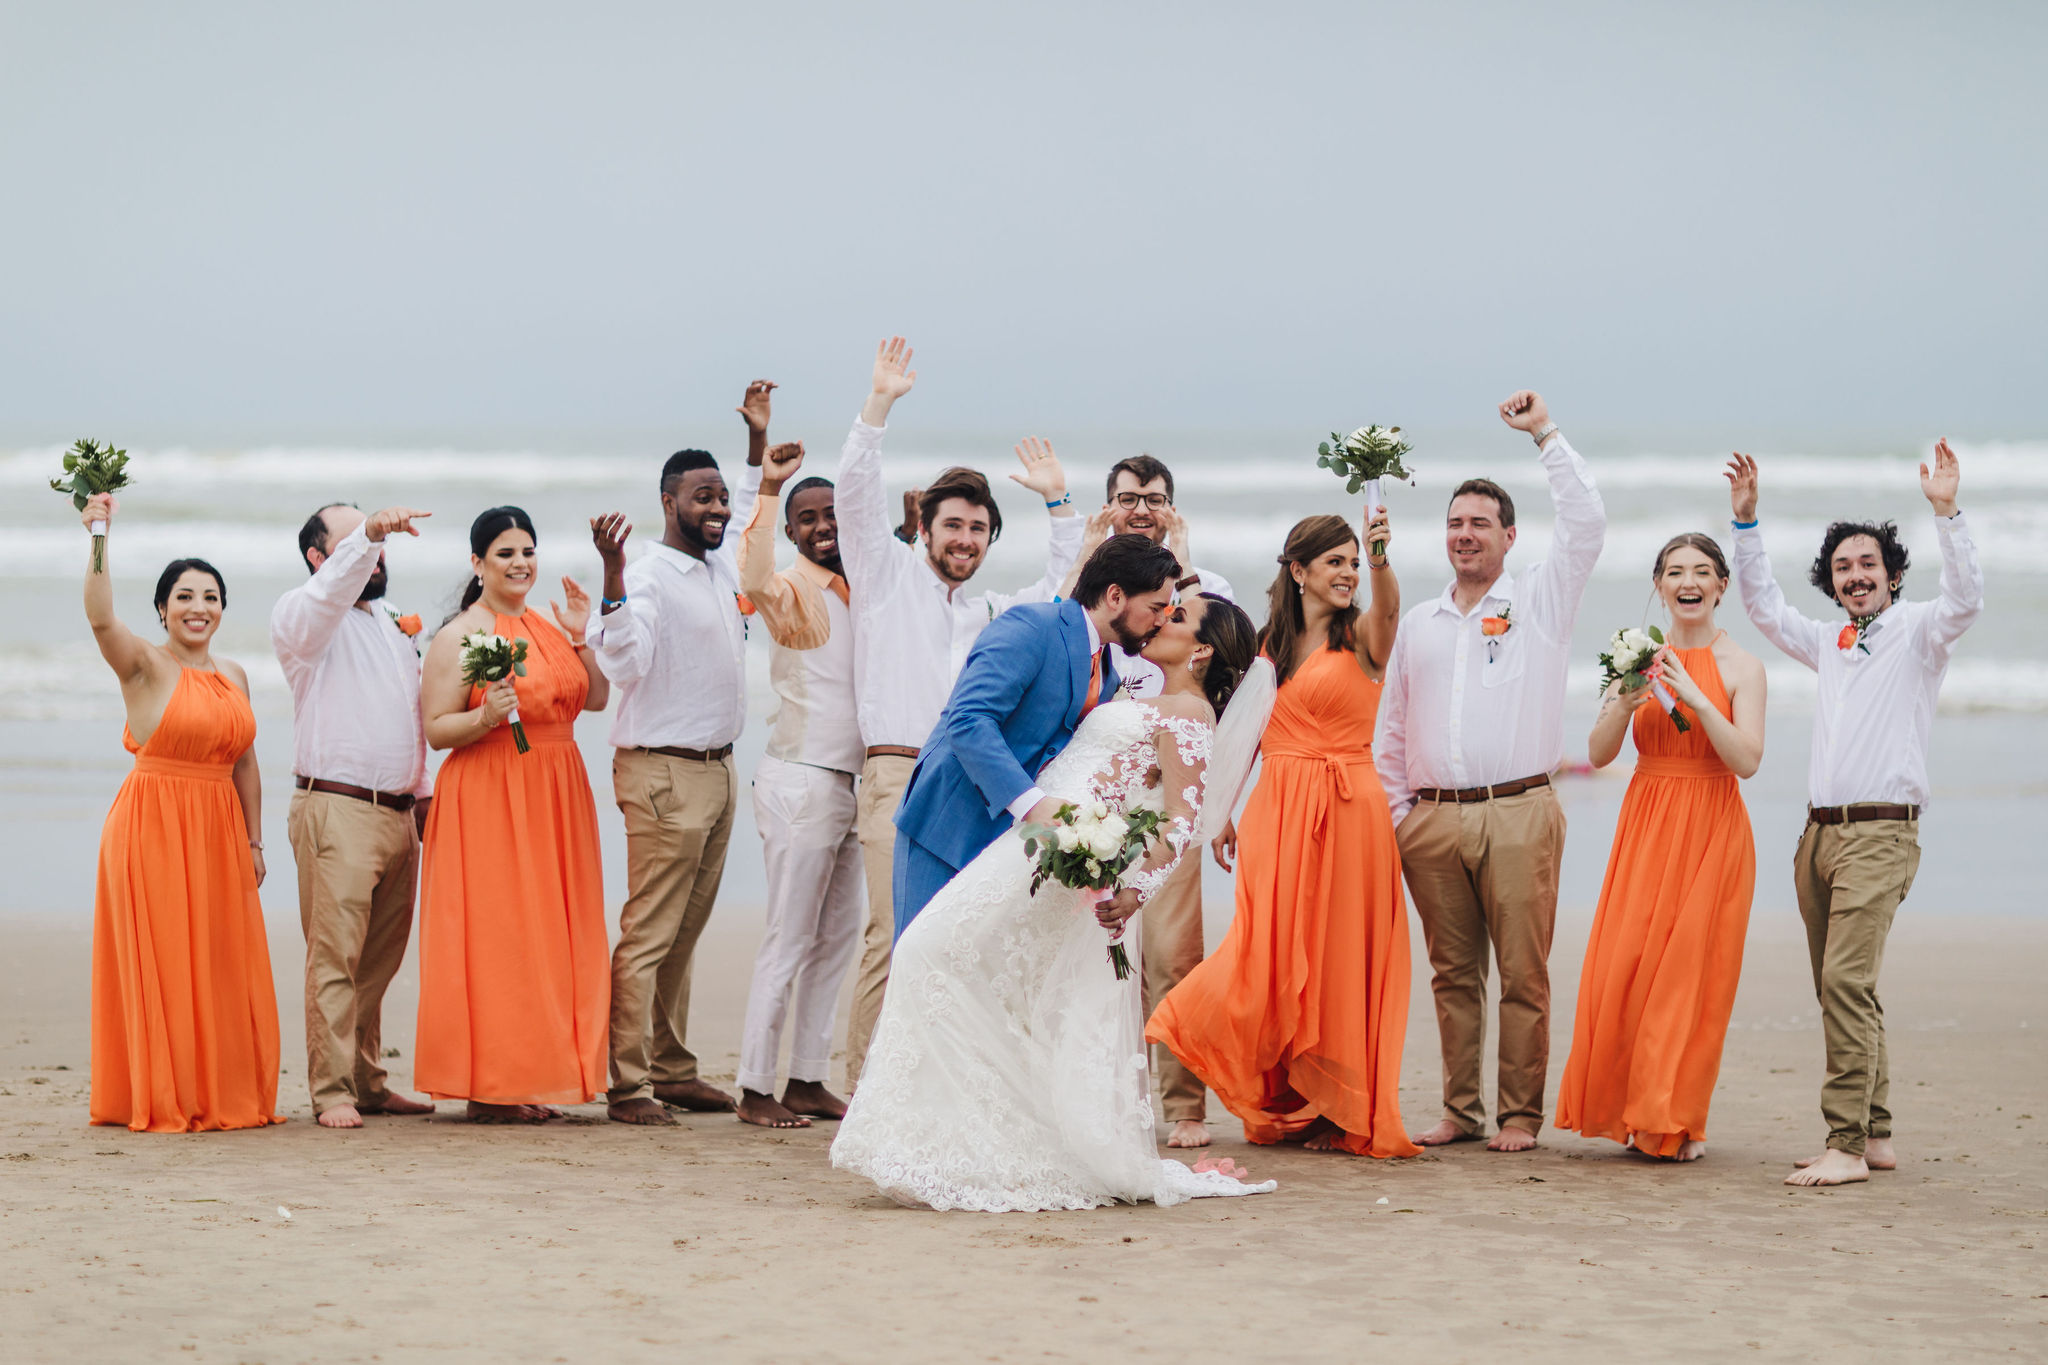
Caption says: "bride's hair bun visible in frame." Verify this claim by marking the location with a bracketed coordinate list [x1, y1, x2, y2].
[1193, 594, 1258, 713]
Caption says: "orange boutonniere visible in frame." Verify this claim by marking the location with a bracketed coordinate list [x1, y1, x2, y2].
[735, 592, 757, 617]
[1481, 604, 1513, 636]
[395, 613, 422, 638]
[1838, 614, 1875, 656]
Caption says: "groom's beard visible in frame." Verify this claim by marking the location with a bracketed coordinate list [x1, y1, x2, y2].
[1107, 607, 1159, 653]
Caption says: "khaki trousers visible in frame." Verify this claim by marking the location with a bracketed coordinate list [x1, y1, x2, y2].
[1396, 787, 1565, 1136]
[1141, 854, 1207, 1122]
[846, 753, 914, 1092]
[1793, 818, 1921, 1156]
[287, 789, 419, 1115]
[608, 748, 736, 1102]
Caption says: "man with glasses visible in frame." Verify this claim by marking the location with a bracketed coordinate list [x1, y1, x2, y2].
[1070, 453, 1233, 1147]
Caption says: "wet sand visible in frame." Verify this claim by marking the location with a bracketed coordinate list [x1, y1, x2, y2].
[2, 902, 2042, 1363]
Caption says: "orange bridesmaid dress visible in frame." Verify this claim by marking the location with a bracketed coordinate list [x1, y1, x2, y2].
[1147, 646, 1419, 1158]
[414, 613, 608, 1105]
[1555, 642, 1755, 1156]
[91, 668, 283, 1132]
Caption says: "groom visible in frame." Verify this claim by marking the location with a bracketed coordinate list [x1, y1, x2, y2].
[891, 534, 1182, 937]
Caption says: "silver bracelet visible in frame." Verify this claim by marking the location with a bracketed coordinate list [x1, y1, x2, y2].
[248, 840, 264, 851]
[1531, 421, 1559, 446]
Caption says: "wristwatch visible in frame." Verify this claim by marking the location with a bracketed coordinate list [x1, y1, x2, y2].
[1531, 421, 1559, 447]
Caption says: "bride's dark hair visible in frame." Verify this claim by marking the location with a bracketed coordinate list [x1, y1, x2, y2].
[1193, 593, 1257, 714]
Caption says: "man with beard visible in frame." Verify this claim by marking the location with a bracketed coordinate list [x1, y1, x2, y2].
[586, 381, 774, 1125]
[274, 501, 438, 1128]
[893, 531, 1181, 933]
[1065, 453, 1234, 1146]
[1727, 441, 1981, 1187]
[731, 439, 864, 1130]
[837, 337, 1083, 1091]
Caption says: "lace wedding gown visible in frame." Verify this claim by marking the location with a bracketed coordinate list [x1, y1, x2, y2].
[831, 696, 1278, 1211]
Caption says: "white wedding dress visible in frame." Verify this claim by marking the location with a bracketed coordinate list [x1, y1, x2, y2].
[831, 696, 1278, 1211]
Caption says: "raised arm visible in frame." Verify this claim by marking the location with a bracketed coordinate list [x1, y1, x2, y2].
[585, 519, 655, 688]
[999, 437, 1083, 606]
[838, 338, 918, 596]
[1374, 622, 1416, 825]
[1500, 391, 1605, 637]
[271, 507, 429, 672]
[78, 493, 160, 687]
[1355, 503, 1400, 674]
[1918, 439, 1983, 664]
[738, 442, 832, 650]
[1725, 452, 1825, 669]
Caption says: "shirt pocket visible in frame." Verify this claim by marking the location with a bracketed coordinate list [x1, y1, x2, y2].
[1479, 627, 1528, 689]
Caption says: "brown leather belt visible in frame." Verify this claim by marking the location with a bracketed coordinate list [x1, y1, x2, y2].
[1808, 802, 1919, 825]
[1415, 772, 1552, 804]
[865, 745, 920, 761]
[640, 744, 734, 762]
[296, 774, 416, 813]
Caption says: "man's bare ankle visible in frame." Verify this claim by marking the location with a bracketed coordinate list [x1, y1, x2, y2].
[738, 1090, 811, 1129]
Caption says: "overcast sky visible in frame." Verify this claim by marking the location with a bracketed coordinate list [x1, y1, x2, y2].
[3, 1, 2043, 444]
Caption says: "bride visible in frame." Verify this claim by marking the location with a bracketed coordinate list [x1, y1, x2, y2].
[832, 592, 1278, 1211]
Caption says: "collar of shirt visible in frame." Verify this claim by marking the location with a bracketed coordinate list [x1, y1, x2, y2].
[645, 540, 717, 579]
[793, 554, 847, 598]
[1431, 569, 1516, 619]
[1084, 609, 1102, 655]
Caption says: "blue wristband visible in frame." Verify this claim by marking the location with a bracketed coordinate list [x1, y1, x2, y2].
[602, 595, 627, 609]
[1732, 519, 1758, 531]
[1045, 493, 1072, 510]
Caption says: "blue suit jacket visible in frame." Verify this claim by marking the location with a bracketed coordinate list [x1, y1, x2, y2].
[893, 597, 1116, 875]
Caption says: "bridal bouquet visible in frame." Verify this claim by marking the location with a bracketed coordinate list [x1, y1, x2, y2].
[459, 632, 531, 753]
[1316, 425, 1412, 557]
[1598, 626, 1690, 733]
[1018, 800, 1166, 980]
[50, 438, 133, 573]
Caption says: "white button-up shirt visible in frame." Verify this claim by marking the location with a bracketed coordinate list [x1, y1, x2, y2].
[269, 522, 431, 797]
[1115, 563, 1235, 699]
[1733, 512, 1981, 809]
[586, 467, 760, 751]
[1377, 433, 1606, 823]
[835, 417, 1084, 750]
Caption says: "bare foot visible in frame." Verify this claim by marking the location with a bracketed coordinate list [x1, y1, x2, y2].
[1165, 1120, 1211, 1149]
[1674, 1140, 1707, 1162]
[1411, 1119, 1483, 1147]
[359, 1092, 434, 1117]
[1300, 1117, 1352, 1153]
[1486, 1126, 1539, 1153]
[652, 1080, 736, 1113]
[608, 1097, 678, 1126]
[780, 1080, 847, 1121]
[466, 1101, 544, 1125]
[1864, 1137, 1896, 1170]
[316, 1104, 363, 1130]
[1786, 1149, 1869, 1186]
[738, 1090, 811, 1129]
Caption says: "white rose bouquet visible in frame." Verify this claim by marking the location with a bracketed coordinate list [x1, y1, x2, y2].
[459, 632, 532, 753]
[1316, 425, 1413, 557]
[1598, 625, 1690, 734]
[1018, 799, 1167, 979]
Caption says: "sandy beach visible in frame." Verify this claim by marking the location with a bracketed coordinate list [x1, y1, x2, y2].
[4, 898, 2042, 1364]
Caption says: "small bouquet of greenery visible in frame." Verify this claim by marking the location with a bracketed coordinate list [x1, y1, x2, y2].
[1598, 625, 1689, 733]
[51, 439, 134, 573]
[1316, 425, 1413, 557]
[1019, 799, 1166, 979]
[459, 631, 532, 753]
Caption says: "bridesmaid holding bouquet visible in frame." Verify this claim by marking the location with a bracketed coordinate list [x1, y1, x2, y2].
[77, 493, 283, 1133]
[1556, 533, 1765, 1161]
[415, 507, 612, 1122]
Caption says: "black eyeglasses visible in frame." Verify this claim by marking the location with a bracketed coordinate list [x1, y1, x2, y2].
[1113, 492, 1170, 510]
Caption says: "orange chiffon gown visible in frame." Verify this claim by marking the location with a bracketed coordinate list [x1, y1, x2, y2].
[1555, 642, 1755, 1156]
[1147, 646, 1419, 1157]
[414, 613, 609, 1106]
[91, 668, 283, 1132]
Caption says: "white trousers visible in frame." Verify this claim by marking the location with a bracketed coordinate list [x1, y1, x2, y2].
[738, 754, 865, 1096]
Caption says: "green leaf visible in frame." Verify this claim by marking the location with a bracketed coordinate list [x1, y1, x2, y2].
[1647, 625, 1665, 644]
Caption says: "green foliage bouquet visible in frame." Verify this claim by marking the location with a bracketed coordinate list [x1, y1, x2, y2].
[1018, 799, 1167, 979]
[1316, 425, 1413, 556]
[459, 631, 532, 753]
[51, 439, 133, 572]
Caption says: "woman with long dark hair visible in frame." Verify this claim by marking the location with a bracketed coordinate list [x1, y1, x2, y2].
[1149, 506, 1421, 1157]
[414, 507, 611, 1122]
[75, 492, 283, 1132]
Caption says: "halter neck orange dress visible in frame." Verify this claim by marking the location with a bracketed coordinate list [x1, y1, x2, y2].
[91, 667, 283, 1132]
[1556, 641, 1755, 1156]
[1147, 646, 1419, 1157]
[414, 613, 608, 1106]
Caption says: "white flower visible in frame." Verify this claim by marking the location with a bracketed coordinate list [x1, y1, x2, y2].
[1348, 426, 1377, 448]
[1086, 801, 1110, 821]
[1097, 812, 1129, 844]
[1084, 826, 1124, 861]
[1054, 825, 1084, 852]
[1084, 858, 1101, 879]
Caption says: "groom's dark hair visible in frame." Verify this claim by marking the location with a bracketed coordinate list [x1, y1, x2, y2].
[1072, 534, 1181, 608]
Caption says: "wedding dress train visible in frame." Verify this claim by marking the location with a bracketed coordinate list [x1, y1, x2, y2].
[831, 697, 1277, 1211]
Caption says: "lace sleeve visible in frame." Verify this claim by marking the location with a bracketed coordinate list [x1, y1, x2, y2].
[1123, 709, 1211, 905]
